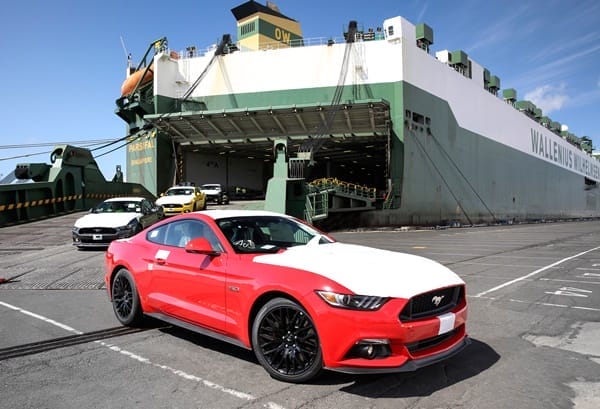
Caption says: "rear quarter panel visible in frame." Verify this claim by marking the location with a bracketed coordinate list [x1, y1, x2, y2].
[104, 238, 157, 311]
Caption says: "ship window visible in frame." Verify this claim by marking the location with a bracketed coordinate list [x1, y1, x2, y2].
[387, 26, 394, 36]
[412, 112, 425, 125]
[241, 21, 256, 36]
[425, 117, 431, 126]
[405, 109, 412, 118]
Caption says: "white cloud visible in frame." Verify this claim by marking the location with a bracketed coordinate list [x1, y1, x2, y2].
[524, 84, 570, 114]
[415, 1, 429, 24]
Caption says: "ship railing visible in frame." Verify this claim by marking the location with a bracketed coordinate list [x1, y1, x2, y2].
[305, 189, 329, 224]
[309, 177, 377, 200]
[172, 33, 386, 59]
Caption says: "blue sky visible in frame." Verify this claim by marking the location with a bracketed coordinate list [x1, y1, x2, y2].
[1, 0, 598, 181]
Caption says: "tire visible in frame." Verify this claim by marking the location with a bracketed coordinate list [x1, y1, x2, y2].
[252, 298, 322, 383]
[111, 268, 144, 326]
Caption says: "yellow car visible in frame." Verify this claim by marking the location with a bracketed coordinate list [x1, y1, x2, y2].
[155, 185, 207, 216]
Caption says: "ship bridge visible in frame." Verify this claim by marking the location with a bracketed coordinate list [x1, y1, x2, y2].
[145, 99, 391, 189]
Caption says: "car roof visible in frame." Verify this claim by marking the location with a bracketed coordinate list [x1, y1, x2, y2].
[199, 209, 293, 221]
[105, 197, 146, 202]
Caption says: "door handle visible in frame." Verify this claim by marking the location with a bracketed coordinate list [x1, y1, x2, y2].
[155, 258, 166, 265]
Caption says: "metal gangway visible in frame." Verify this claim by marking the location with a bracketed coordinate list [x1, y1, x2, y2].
[304, 178, 377, 223]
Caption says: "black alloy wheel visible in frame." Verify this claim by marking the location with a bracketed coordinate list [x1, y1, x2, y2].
[111, 268, 143, 326]
[252, 298, 322, 383]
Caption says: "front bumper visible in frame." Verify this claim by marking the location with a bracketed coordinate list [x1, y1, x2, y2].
[327, 335, 471, 374]
[72, 229, 135, 247]
[312, 293, 469, 373]
[204, 194, 221, 203]
[160, 203, 194, 216]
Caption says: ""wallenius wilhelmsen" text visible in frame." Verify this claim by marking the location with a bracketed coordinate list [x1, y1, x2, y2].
[531, 129, 600, 180]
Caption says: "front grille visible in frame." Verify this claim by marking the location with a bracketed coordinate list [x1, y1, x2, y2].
[405, 327, 460, 353]
[163, 203, 183, 208]
[400, 285, 464, 321]
[79, 227, 117, 235]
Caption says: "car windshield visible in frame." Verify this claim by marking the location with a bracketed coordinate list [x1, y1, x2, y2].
[94, 201, 140, 213]
[166, 188, 192, 196]
[216, 216, 332, 253]
[202, 185, 220, 190]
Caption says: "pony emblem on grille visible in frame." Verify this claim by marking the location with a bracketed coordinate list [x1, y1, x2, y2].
[431, 295, 445, 307]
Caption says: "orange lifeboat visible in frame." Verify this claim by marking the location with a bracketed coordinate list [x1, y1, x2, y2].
[120, 64, 153, 96]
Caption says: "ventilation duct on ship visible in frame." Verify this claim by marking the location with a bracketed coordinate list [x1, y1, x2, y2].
[540, 116, 551, 128]
[502, 88, 517, 105]
[488, 75, 500, 96]
[449, 50, 469, 77]
[581, 137, 593, 154]
[515, 100, 536, 119]
[415, 23, 433, 53]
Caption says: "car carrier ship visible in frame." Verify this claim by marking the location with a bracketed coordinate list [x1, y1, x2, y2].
[114, 0, 599, 227]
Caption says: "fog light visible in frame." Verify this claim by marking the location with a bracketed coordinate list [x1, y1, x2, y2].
[349, 339, 391, 360]
[357, 344, 376, 359]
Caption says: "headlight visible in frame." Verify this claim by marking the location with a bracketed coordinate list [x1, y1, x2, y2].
[117, 219, 137, 232]
[316, 291, 388, 310]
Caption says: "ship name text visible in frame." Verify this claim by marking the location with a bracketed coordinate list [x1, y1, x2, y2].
[531, 129, 600, 180]
[274, 27, 291, 43]
[128, 139, 155, 152]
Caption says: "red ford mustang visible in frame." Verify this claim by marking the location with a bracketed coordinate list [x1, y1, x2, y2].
[104, 210, 469, 383]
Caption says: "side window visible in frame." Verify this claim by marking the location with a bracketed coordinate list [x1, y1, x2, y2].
[158, 219, 224, 250]
[147, 223, 169, 245]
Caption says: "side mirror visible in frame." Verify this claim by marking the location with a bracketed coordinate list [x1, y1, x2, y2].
[185, 237, 221, 256]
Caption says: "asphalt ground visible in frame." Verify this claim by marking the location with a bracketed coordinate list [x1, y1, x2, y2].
[1, 210, 599, 409]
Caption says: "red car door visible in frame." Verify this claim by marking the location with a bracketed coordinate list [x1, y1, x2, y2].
[147, 219, 228, 333]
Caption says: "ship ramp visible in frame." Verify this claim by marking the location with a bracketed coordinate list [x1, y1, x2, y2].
[0, 145, 155, 227]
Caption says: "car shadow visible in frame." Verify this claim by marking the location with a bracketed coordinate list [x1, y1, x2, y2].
[337, 339, 500, 397]
[156, 324, 499, 390]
